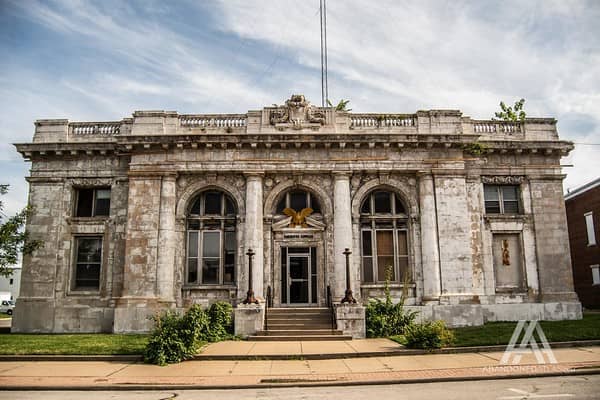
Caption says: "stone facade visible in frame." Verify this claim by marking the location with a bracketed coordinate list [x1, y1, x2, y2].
[12, 95, 581, 333]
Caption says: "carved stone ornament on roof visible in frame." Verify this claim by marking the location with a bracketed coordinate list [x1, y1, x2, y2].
[481, 176, 524, 185]
[270, 94, 326, 129]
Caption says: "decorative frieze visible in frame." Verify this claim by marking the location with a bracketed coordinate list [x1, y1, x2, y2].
[481, 176, 524, 185]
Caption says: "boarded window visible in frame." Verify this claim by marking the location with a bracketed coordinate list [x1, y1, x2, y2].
[492, 234, 524, 290]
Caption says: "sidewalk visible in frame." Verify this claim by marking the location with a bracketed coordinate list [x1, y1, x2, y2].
[1, 341, 600, 390]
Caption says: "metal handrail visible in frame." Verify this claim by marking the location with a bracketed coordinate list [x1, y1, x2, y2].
[326, 285, 336, 330]
[265, 285, 272, 331]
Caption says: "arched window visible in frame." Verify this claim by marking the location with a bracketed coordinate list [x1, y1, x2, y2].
[186, 190, 236, 285]
[360, 190, 410, 283]
[276, 190, 321, 214]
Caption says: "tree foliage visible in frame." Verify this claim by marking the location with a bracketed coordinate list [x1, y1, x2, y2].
[494, 98, 526, 122]
[327, 99, 352, 111]
[0, 185, 43, 277]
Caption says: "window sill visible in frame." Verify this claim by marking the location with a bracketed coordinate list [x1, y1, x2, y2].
[67, 217, 110, 224]
[68, 289, 101, 296]
[182, 284, 237, 290]
[360, 283, 415, 289]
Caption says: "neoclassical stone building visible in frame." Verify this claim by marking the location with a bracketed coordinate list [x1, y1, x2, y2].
[13, 95, 581, 333]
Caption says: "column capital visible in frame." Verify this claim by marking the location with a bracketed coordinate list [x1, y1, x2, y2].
[332, 171, 351, 180]
[244, 172, 264, 181]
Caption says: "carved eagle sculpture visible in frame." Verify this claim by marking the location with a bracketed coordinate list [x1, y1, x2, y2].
[283, 207, 313, 228]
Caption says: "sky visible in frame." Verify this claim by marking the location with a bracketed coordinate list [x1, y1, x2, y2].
[0, 0, 599, 217]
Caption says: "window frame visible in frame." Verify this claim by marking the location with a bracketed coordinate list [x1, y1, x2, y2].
[585, 212, 596, 246]
[75, 187, 111, 218]
[483, 184, 522, 215]
[72, 235, 103, 292]
[591, 265, 600, 286]
[359, 190, 410, 284]
[185, 191, 237, 286]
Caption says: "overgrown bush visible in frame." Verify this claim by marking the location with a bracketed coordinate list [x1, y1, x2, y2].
[365, 267, 417, 338]
[404, 320, 454, 350]
[144, 301, 233, 365]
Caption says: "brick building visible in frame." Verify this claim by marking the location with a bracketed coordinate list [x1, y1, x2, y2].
[565, 178, 600, 309]
[12, 95, 581, 334]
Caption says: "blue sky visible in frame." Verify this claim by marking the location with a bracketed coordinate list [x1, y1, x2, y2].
[1, 0, 599, 216]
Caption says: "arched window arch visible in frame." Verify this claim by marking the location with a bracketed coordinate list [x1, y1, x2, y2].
[276, 189, 321, 215]
[360, 190, 410, 283]
[186, 190, 237, 285]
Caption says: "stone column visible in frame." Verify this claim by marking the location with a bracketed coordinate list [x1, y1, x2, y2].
[418, 172, 441, 301]
[244, 174, 264, 300]
[333, 172, 353, 299]
[156, 174, 176, 303]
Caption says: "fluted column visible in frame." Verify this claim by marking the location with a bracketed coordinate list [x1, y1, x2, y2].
[156, 174, 176, 302]
[418, 172, 441, 301]
[244, 173, 264, 300]
[333, 172, 353, 299]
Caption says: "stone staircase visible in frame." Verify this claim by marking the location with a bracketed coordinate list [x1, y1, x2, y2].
[248, 307, 351, 341]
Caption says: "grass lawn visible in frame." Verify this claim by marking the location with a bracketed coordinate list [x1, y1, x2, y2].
[0, 334, 149, 355]
[0, 313, 11, 319]
[391, 313, 600, 348]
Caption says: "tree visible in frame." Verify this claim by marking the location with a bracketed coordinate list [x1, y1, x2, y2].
[494, 98, 526, 122]
[327, 99, 352, 111]
[0, 185, 42, 277]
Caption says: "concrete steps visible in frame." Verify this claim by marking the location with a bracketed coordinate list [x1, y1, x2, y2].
[248, 307, 350, 341]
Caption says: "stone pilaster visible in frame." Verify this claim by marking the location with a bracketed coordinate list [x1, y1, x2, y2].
[418, 172, 441, 301]
[156, 174, 177, 303]
[244, 173, 264, 299]
[333, 172, 353, 300]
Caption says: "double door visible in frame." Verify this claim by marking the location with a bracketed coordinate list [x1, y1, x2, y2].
[281, 247, 317, 305]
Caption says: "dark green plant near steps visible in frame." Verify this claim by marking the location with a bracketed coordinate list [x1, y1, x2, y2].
[144, 301, 233, 366]
[365, 266, 417, 338]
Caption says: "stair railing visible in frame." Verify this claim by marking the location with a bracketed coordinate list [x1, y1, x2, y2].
[265, 285, 272, 331]
[326, 285, 336, 330]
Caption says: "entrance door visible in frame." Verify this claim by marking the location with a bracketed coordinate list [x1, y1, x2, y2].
[281, 247, 317, 305]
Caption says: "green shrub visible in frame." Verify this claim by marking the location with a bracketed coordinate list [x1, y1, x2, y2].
[365, 266, 417, 338]
[404, 320, 454, 350]
[144, 301, 233, 365]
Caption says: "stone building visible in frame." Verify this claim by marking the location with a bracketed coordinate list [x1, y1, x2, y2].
[12, 95, 581, 334]
[565, 177, 600, 309]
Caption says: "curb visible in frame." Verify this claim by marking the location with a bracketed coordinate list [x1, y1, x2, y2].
[1, 340, 599, 362]
[1, 367, 599, 391]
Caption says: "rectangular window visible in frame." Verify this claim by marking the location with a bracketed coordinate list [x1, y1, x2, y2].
[484, 185, 521, 214]
[74, 237, 102, 290]
[585, 212, 596, 246]
[187, 228, 235, 285]
[361, 228, 409, 283]
[202, 231, 220, 284]
[76, 188, 111, 217]
[591, 265, 600, 285]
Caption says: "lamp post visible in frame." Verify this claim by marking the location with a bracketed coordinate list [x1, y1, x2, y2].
[243, 248, 259, 304]
[341, 247, 356, 304]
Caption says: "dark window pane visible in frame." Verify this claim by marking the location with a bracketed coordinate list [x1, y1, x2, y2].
[204, 192, 222, 215]
[395, 194, 406, 214]
[309, 194, 321, 213]
[202, 231, 220, 258]
[189, 196, 201, 215]
[374, 191, 391, 213]
[276, 196, 287, 213]
[75, 264, 100, 288]
[503, 201, 520, 214]
[501, 186, 519, 201]
[363, 257, 373, 282]
[485, 201, 501, 214]
[188, 232, 198, 258]
[202, 259, 219, 284]
[187, 219, 200, 230]
[288, 247, 309, 254]
[188, 259, 198, 283]
[76, 189, 94, 217]
[398, 257, 410, 282]
[362, 230, 372, 256]
[484, 185, 499, 201]
[376, 231, 394, 256]
[290, 191, 307, 211]
[94, 189, 110, 216]
[397, 231, 408, 256]
[361, 198, 371, 214]
[77, 238, 102, 263]
[225, 196, 236, 215]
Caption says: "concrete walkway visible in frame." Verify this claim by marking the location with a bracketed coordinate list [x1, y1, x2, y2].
[1, 345, 599, 389]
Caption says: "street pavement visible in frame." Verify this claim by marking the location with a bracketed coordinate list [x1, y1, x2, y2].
[1, 375, 599, 399]
[0, 342, 599, 390]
